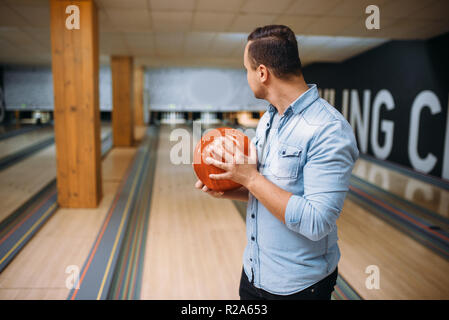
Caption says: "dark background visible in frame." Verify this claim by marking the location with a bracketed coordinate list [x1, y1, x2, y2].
[303, 32, 449, 180]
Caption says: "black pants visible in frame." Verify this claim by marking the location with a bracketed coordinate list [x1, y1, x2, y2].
[239, 267, 338, 300]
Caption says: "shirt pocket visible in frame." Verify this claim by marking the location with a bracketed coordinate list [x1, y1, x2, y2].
[269, 143, 302, 180]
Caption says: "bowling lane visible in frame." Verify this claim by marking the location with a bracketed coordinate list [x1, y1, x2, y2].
[0, 126, 54, 160]
[0, 144, 138, 299]
[352, 158, 449, 219]
[140, 125, 246, 299]
[0, 124, 40, 137]
[0, 145, 56, 224]
[338, 197, 449, 299]
[0, 125, 111, 224]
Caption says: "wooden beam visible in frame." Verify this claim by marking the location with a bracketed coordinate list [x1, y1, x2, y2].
[49, 0, 102, 208]
[111, 56, 134, 147]
[133, 66, 145, 127]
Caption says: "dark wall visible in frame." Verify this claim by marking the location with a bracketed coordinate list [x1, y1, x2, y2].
[0, 66, 4, 123]
[303, 32, 449, 180]
[0, 65, 4, 88]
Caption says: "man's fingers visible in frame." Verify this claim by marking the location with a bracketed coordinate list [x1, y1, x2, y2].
[223, 136, 237, 155]
[208, 144, 222, 160]
[199, 184, 224, 197]
[205, 157, 230, 170]
[210, 146, 234, 163]
[195, 180, 204, 189]
[208, 190, 224, 197]
[209, 172, 232, 180]
[222, 135, 256, 165]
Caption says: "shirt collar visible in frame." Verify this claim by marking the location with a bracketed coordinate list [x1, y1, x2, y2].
[266, 84, 320, 115]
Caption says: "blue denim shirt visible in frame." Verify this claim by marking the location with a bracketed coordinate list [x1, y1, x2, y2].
[243, 84, 359, 295]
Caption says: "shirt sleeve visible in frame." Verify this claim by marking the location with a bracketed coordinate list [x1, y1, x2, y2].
[284, 120, 359, 241]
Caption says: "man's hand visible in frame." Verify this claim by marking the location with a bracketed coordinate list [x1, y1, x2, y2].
[206, 135, 258, 188]
[203, 135, 291, 223]
[194, 179, 224, 198]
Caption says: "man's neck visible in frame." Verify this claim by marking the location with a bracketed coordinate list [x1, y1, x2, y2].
[266, 78, 309, 115]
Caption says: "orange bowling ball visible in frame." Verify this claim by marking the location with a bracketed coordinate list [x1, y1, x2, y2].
[193, 127, 250, 192]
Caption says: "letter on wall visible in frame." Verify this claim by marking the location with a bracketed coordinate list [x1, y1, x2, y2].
[371, 89, 395, 160]
[350, 89, 371, 153]
[408, 90, 441, 173]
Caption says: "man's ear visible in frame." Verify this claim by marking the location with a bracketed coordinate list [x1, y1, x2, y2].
[258, 64, 268, 83]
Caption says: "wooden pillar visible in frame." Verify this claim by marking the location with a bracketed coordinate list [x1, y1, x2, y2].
[133, 66, 145, 126]
[111, 56, 134, 146]
[50, 0, 102, 208]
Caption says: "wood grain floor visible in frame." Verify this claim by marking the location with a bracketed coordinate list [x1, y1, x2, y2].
[140, 125, 246, 299]
[353, 159, 449, 219]
[0, 126, 111, 224]
[338, 197, 449, 299]
[0, 127, 54, 159]
[0, 127, 141, 300]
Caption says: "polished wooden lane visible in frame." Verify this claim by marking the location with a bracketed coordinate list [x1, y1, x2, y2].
[0, 127, 145, 299]
[353, 158, 449, 219]
[0, 182, 122, 299]
[0, 145, 57, 224]
[0, 127, 111, 224]
[0, 127, 54, 160]
[140, 125, 246, 299]
[338, 197, 449, 299]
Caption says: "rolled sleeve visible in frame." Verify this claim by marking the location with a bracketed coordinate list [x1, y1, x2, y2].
[285, 194, 306, 227]
[285, 192, 347, 241]
[284, 120, 359, 241]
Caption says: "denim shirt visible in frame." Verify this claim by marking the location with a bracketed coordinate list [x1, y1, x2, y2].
[243, 84, 359, 295]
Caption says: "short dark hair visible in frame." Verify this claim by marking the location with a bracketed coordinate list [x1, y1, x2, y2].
[247, 25, 302, 79]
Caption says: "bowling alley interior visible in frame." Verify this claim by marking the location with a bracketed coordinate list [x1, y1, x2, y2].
[0, 0, 448, 302]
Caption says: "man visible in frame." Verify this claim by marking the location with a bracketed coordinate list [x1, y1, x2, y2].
[194, 25, 359, 300]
